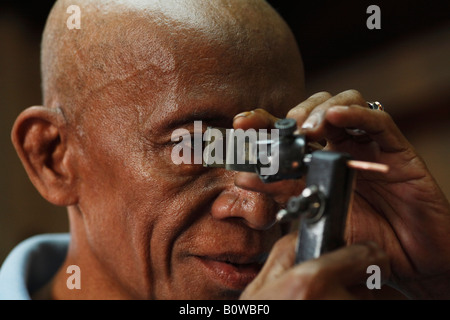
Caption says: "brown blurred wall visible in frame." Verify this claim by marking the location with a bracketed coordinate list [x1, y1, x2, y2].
[1, 1, 449, 265]
[0, 3, 68, 266]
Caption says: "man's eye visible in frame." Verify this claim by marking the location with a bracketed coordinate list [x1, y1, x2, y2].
[170, 132, 205, 166]
[172, 133, 204, 149]
[173, 136, 194, 149]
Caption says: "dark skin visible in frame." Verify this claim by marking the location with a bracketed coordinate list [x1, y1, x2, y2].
[11, 0, 450, 299]
[236, 95, 450, 299]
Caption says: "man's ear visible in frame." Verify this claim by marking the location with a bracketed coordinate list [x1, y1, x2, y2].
[11, 106, 78, 206]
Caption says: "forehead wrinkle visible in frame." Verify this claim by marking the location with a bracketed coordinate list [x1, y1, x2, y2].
[75, 60, 175, 109]
[67, 19, 175, 93]
[43, 0, 304, 131]
[42, 1, 177, 112]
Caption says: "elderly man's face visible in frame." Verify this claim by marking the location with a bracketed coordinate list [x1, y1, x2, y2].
[66, 2, 304, 299]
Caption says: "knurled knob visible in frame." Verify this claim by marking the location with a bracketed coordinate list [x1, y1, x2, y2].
[275, 118, 297, 136]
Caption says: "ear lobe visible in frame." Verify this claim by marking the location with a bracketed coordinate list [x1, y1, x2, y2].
[11, 106, 78, 206]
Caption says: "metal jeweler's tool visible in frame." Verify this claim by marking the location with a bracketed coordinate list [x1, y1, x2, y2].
[203, 118, 389, 263]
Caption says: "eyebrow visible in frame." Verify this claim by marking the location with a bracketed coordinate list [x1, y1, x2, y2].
[160, 110, 233, 133]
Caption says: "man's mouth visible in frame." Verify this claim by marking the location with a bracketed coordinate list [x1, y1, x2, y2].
[194, 253, 267, 291]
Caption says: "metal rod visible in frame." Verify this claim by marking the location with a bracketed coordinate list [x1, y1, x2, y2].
[347, 160, 389, 173]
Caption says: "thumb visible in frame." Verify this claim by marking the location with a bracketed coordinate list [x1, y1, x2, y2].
[241, 237, 391, 300]
[241, 233, 297, 296]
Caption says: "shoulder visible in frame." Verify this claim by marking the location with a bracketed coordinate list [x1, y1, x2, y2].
[0, 233, 70, 300]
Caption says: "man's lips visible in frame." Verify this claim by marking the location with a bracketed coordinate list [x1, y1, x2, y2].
[193, 253, 267, 291]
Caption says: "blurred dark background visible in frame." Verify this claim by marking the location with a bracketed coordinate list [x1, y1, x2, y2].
[1, 0, 449, 264]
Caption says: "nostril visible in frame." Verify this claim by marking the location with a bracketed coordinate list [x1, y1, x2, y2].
[211, 189, 279, 230]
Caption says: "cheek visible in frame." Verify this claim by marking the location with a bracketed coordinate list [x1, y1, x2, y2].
[76, 130, 225, 293]
[73, 113, 234, 297]
[143, 141, 211, 185]
[76, 113, 219, 242]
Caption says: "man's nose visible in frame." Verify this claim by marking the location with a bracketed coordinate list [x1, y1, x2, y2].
[210, 187, 279, 230]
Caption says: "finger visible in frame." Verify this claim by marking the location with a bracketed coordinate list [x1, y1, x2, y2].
[234, 171, 305, 204]
[295, 241, 391, 288]
[299, 89, 367, 141]
[286, 91, 333, 128]
[233, 108, 280, 130]
[242, 233, 298, 294]
[243, 240, 391, 300]
[325, 105, 411, 153]
[234, 92, 333, 133]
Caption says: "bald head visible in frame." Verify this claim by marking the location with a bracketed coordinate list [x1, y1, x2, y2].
[41, 0, 304, 123]
[15, 0, 306, 299]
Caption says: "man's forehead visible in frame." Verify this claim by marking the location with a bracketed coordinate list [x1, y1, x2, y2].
[135, 39, 301, 135]
[47, 0, 304, 129]
[104, 0, 271, 26]
[50, 0, 286, 96]
[144, 79, 264, 134]
[102, 0, 293, 60]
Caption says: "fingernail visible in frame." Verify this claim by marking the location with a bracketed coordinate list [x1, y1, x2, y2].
[329, 106, 349, 112]
[233, 111, 253, 120]
[301, 113, 320, 130]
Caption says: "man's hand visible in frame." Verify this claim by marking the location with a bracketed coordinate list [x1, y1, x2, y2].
[234, 90, 450, 299]
[241, 234, 390, 300]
